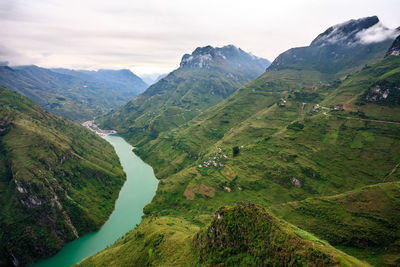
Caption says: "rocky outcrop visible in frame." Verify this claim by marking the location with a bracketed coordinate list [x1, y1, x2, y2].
[180, 45, 270, 70]
[364, 83, 400, 106]
[386, 35, 400, 56]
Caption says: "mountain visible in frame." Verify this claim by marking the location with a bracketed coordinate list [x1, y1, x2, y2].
[139, 73, 167, 85]
[269, 16, 398, 75]
[81, 16, 399, 266]
[97, 45, 270, 146]
[0, 87, 126, 266]
[0, 66, 147, 122]
[77, 203, 367, 267]
[50, 68, 147, 93]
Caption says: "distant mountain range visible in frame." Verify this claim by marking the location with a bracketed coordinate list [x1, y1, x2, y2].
[97, 44, 270, 146]
[140, 73, 168, 85]
[0, 65, 148, 122]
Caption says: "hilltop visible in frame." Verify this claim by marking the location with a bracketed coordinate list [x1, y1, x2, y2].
[77, 203, 368, 266]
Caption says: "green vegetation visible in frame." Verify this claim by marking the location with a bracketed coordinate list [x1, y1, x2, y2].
[77, 203, 367, 266]
[75, 216, 200, 267]
[0, 87, 126, 266]
[195, 203, 367, 266]
[270, 182, 400, 266]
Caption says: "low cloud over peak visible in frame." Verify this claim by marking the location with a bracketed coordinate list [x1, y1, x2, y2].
[357, 22, 399, 44]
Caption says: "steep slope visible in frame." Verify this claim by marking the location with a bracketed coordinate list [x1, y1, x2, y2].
[0, 87, 126, 266]
[270, 182, 400, 266]
[0, 65, 147, 122]
[97, 45, 270, 146]
[386, 34, 400, 57]
[77, 203, 367, 267]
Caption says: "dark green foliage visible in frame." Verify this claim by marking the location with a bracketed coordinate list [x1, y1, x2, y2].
[232, 146, 240, 156]
[287, 121, 304, 131]
[152, 233, 164, 248]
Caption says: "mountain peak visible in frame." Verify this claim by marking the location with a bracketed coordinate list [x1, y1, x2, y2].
[311, 16, 380, 46]
[179, 45, 269, 70]
[179, 45, 225, 69]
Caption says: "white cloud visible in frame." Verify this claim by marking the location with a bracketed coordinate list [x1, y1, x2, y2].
[357, 23, 399, 44]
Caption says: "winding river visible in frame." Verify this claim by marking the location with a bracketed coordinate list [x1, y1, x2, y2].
[31, 135, 158, 267]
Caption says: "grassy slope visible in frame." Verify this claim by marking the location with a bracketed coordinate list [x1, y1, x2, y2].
[270, 182, 400, 266]
[77, 203, 368, 267]
[0, 87, 126, 266]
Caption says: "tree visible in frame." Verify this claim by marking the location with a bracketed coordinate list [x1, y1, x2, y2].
[233, 146, 240, 157]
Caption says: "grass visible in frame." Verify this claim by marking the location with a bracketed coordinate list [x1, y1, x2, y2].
[270, 182, 400, 266]
[75, 216, 200, 267]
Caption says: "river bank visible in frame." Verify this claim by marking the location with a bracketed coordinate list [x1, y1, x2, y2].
[30, 135, 158, 267]
[82, 121, 117, 136]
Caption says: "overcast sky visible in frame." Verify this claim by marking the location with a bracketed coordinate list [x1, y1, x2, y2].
[1, 0, 399, 75]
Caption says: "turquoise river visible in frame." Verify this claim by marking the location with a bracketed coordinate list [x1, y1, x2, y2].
[31, 134, 159, 267]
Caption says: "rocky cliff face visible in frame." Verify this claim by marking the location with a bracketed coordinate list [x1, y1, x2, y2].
[386, 35, 400, 56]
[180, 45, 270, 71]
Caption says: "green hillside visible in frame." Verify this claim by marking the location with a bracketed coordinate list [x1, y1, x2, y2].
[97, 45, 270, 146]
[0, 87, 126, 266]
[270, 182, 400, 266]
[137, 55, 400, 223]
[77, 203, 368, 267]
